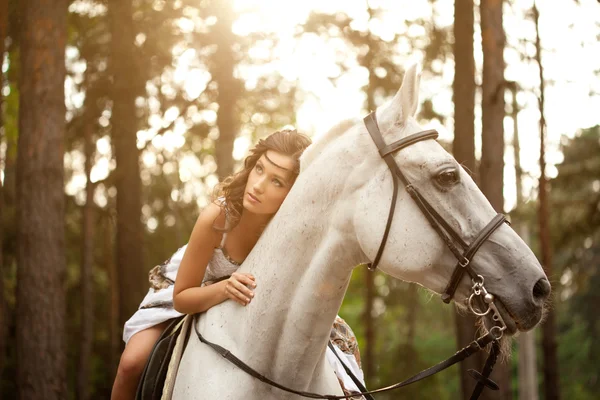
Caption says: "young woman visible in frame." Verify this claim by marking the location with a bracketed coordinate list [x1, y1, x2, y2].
[111, 130, 365, 399]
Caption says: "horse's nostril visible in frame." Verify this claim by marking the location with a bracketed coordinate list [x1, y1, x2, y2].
[533, 278, 551, 301]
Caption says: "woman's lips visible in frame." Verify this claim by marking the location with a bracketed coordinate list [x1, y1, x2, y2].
[247, 192, 261, 203]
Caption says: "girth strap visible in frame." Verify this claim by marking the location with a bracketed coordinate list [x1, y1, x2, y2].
[193, 314, 498, 399]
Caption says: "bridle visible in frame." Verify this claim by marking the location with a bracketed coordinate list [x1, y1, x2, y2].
[192, 112, 511, 399]
[363, 111, 507, 304]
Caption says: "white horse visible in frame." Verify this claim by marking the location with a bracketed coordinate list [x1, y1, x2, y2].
[172, 64, 550, 399]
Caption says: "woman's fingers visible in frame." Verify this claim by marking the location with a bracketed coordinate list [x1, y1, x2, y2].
[231, 277, 254, 299]
[233, 272, 257, 288]
[224, 272, 257, 306]
[226, 274, 255, 305]
[225, 282, 248, 305]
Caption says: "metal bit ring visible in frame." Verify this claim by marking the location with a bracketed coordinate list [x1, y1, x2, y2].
[468, 292, 492, 316]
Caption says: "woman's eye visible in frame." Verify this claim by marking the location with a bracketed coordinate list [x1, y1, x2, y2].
[436, 169, 459, 186]
[255, 165, 263, 173]
[273, 179, 282, 187]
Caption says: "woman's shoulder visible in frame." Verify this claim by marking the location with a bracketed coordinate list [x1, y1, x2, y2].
[198, 201, 222, 221]
[190, 202, 225, 245]
[208, 197, 233, 232]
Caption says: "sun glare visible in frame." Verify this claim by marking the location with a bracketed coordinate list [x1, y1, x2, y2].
[64, 0, 600, 210]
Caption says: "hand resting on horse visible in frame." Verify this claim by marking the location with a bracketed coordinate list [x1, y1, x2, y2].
[223, 272, 256, 306]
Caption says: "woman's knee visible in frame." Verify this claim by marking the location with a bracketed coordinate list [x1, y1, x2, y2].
[117, 346, 148, 379]
[117, 322, 170, 379]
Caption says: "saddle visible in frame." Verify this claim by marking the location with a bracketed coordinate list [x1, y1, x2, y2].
[135, 315, 188, 400]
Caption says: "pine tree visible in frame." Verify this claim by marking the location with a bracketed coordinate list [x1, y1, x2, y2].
[15, 1, 67, 398]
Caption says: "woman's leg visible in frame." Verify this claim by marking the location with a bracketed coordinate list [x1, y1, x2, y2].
[111, 320, 170, 400]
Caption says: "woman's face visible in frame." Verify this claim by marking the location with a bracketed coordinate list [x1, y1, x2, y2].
[243, 150, 296, 215]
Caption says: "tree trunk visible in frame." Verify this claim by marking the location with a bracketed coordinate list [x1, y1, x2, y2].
[510, 86, 523, 208]
[0, 131, 5, 400]
[0, 0, 8, 388]
[532, 2, 560, 399]
[480, 0, 505, 213]
[452, 2, 486, 398]
[109, 0, 145, 334]
[508, 83, 540, 400]
[77, 117, 95, 400]
[105, 212, 121, 375]
[212, 0, 239, 180]
[15, 1, 67, 398]
[480, 1, 511, 399]
[517, 273, 539, 400]
[453, 0, 477, 183]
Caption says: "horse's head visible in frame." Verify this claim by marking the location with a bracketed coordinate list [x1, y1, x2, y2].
[347, 64, 550, 335]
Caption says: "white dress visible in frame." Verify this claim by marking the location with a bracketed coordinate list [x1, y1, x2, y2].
[123, 233, 366, 396]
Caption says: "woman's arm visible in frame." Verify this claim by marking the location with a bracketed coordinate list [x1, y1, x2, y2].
[173, 203, 256, 314]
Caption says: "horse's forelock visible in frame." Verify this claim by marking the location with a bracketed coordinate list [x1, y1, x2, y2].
[300, 119, 358, 172]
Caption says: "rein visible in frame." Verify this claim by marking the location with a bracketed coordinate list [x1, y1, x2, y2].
[192, 112, 508, 399]
[194, 314, 502, 399]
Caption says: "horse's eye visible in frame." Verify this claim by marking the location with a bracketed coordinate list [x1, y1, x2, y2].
[436, 169, 459, 186]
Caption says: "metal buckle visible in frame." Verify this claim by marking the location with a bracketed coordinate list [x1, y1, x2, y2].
[471, 274, 484, 289]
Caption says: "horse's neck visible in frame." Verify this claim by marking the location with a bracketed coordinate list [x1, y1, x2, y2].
[217, 144, 363, 379]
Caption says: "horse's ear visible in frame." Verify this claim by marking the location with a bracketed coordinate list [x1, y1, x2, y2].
[400, 63, 421, 119]
[379, 63, 421, 133]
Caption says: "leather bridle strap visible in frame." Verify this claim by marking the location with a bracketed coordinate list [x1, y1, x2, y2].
[363, 112, 507, 303]
[469, 341, 501, 399]
[441, 213, 506, 303]
[379, 129, 439, 157]
[364, 112, 401, 271]
[194, 313, 498, 399]
[364, 112, 469, 271]
[364, 113, 445, 270]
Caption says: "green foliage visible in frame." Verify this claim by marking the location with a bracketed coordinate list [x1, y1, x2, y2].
[511, 125, 600, 400]
[340, 269, 459, 399]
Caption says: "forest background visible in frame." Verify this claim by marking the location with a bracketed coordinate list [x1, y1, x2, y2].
[1, 0, 599, 399]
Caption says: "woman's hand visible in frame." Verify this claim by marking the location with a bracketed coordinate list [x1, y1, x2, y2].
[224, 272, 256, 306]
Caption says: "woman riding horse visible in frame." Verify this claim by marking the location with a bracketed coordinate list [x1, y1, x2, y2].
[111, 129, 365, 399]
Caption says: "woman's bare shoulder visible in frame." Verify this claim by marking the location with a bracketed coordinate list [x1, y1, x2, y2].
[192, 202, 225, 247]
[201, 201, 223, 220]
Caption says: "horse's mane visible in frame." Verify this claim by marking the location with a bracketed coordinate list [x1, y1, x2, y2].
[300, 119, 357, 172]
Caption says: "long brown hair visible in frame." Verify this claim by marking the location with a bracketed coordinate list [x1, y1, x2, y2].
[211, 129, 312, 231]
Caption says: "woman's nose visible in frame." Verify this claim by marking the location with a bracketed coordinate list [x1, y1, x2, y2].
[253, 177, 266, 193]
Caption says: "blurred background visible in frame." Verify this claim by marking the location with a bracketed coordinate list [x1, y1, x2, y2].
[1, 0, 599, 399]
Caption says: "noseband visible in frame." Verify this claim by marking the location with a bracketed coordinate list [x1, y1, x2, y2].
[192, 112, 512, 400]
